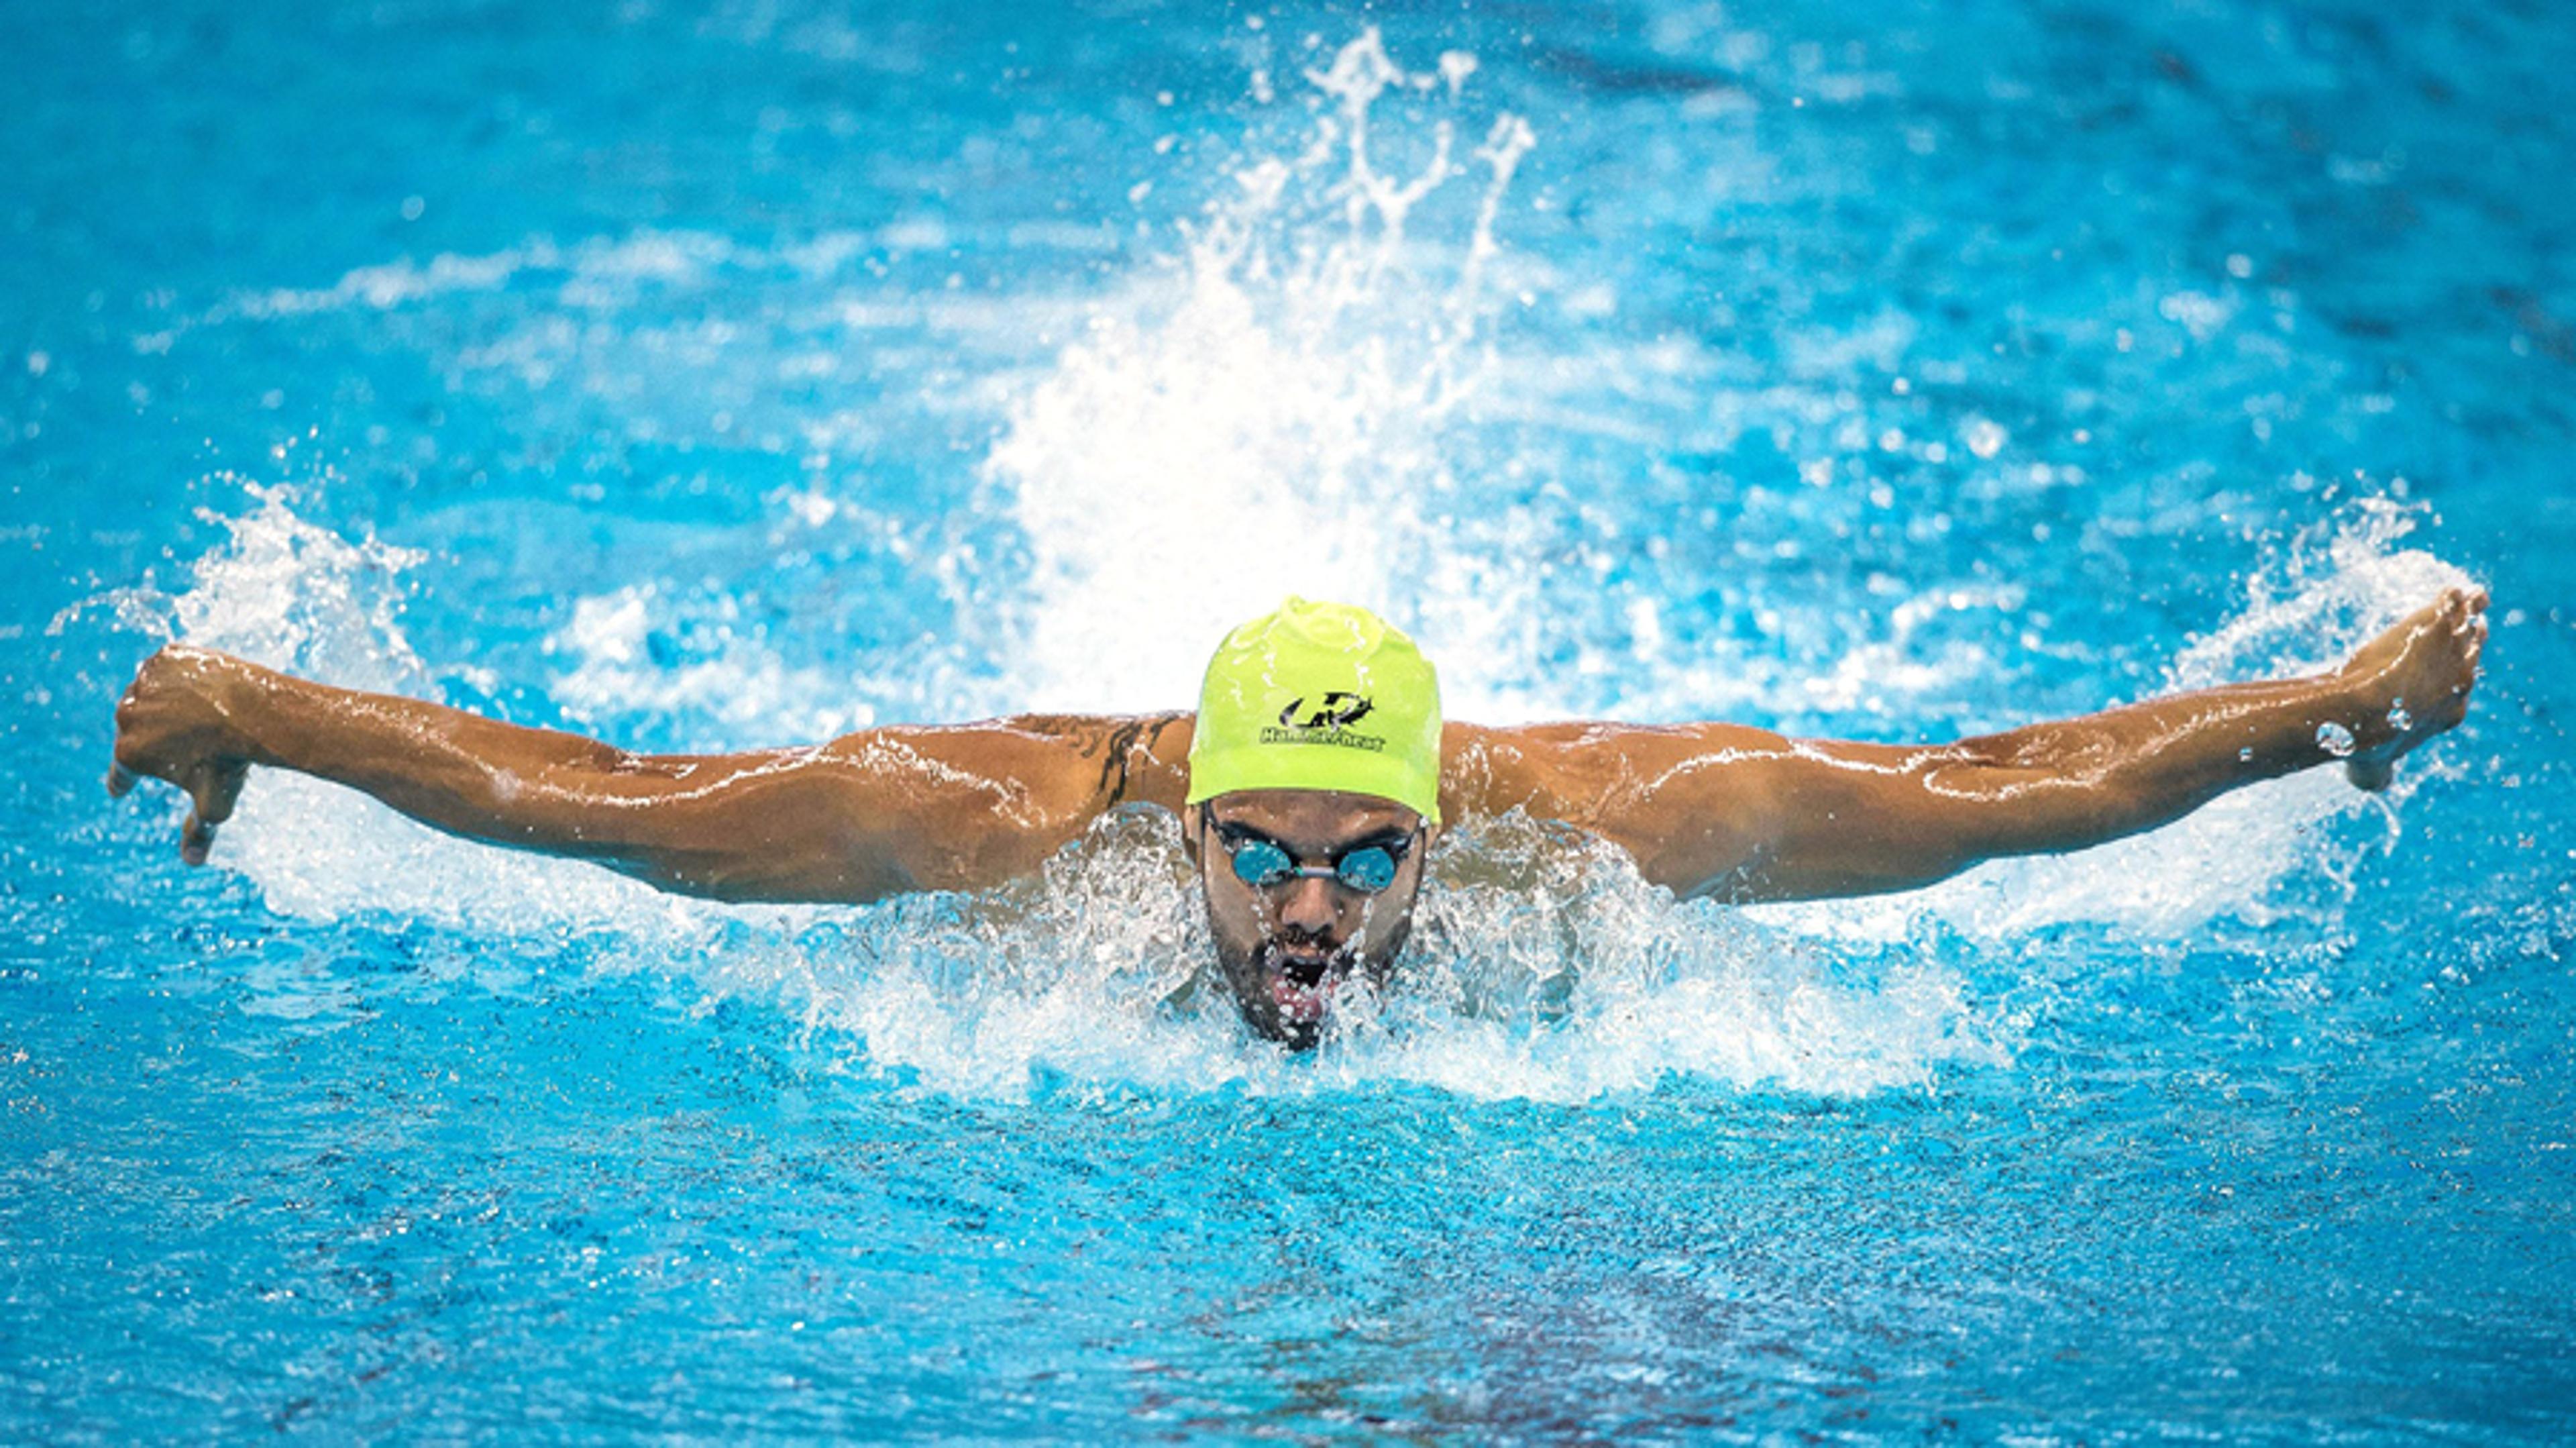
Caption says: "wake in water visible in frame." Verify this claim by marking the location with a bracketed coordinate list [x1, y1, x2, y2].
[95, 480, 2008, 1102]
[88, 32, 2478, 1104]
[96, 484, 2463, 1103]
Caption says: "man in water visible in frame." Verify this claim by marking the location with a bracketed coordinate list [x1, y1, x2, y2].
[109, 590, 2488, 1047]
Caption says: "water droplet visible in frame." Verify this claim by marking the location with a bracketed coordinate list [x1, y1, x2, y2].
[2237, 747, 2254, 763]
[2387, 705, 2413, 732]
[2315, 721, 2356, 758]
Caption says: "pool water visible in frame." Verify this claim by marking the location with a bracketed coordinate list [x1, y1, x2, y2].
[6, 0, 2575, 1439]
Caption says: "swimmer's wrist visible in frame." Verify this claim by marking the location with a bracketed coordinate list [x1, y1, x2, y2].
[2312, 675, 2396, 763]
[214, 661, 342, 773]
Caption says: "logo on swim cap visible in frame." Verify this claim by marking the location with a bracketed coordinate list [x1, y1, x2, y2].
[1187, 599, 1442, 824]
[1277, 693, 1376, 731]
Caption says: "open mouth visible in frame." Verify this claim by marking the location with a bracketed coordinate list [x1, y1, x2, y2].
[1263, 945, 1352, 1023]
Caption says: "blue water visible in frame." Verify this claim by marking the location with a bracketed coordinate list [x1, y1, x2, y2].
[7, 0, 2575, 1439]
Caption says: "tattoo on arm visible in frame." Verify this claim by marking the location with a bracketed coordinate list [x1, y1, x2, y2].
[1093, 717, 1148, 803]
[1104, 714, 1189, 806]
[1010, 712, 1188, 809]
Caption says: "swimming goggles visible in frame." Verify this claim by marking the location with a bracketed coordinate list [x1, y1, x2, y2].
[1202, 807, 1419, 894]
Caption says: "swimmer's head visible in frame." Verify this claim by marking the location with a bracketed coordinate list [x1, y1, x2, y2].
[1183, 599, 1444, 1048]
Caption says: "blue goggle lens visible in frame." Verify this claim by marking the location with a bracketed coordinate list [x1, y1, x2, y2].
[1226, 837, 1403, 894]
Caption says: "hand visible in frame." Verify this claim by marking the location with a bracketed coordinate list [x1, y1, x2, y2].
[2335, 586, 2487, 791]
[108, 645, 265, 864]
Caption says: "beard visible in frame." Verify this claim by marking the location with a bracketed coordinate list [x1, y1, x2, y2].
[1208, 919, 1410, 1051]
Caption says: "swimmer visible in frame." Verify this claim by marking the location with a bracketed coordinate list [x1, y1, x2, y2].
[108, 588, 2489, 1047]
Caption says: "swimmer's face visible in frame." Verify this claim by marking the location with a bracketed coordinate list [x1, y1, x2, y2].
[1184, 789, 1432, 1050]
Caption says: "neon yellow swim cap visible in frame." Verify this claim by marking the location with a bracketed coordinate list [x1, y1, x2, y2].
[1185, 598, 1444, 825]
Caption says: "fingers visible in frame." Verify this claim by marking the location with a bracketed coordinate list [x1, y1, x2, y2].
[2450, 586, 2489, 692]
[2341, 586, 2489, 799]
[2444, 585, 2490, 636]
[2415, 586, 2489, 701]
[194, 758, 248, 827]
[181, 806, 217, 866]
[176, 760, 248, 866]
[109, 667, 151, 797]
[110, 646, 262, 866]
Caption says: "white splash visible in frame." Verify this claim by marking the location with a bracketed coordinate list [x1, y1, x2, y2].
[778, 809, 2002, 1103]
[109, 32, 2479, 1106]
[1758, 499, 2477, 945]
[124, 484, 1996, 1102]
[984, 29, 1537, 713]
[545, 583, 875, 743]
[115, 486, 778, 939]
[165, 482, 433, 694]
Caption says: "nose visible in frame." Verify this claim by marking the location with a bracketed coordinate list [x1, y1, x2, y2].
[1274, 874, 1340, 935]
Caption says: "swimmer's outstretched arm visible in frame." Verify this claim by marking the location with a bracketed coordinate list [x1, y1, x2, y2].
[1442, 587, 2489, 902]
[107, 645, 1195, 903]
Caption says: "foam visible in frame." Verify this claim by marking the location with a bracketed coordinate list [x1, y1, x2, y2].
[131, 482, 1995, 1101]
[1754, 499, 2475, 946]
[111, 32, 2479, 1105]
[109, 486, 782, 941]
[127, 478, 2466, 1106]
[545, 583, 876, 744]
[782, 810, 2005, 1104]
[983, 30, 1536, 713]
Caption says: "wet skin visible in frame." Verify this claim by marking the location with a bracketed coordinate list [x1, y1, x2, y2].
[109, 590, 2488, 1045]
[1182, 790, 1432, 1049]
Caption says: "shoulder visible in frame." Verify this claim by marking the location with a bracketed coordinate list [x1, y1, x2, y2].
[1440, 719, 1792, 812]
[796, 713, 1193, 890]
[1439, 720, 1693, 825]
[939, 712, 1195, 813]
[1436, 719, 1815, 897]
